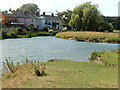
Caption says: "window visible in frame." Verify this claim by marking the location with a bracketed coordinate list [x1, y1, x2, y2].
[27, 19, 29, 22]
[15, 19, 17, 22]
[19, 18, 20, 22]
[22, 18, 24, 22]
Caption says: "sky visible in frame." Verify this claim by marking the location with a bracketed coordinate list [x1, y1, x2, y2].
[0, 0, 119, 16]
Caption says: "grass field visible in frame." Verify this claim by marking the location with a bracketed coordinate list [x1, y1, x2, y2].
[56, 31, 120, 43]
[2, 50, 118, 88]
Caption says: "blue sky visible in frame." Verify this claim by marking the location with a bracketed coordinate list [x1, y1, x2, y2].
[0, 0, 119, 16]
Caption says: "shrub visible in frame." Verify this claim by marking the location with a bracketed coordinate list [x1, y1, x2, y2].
[29, 24, 34, 30]
[89, 51, 101, 61]
[16, 27, 23, 34]
[6, 58, 14, 73]
[10, 60, 14, 69]
[32, 64, 41, 76]
[2, 30, 8, 39]
[63, 27, 67, 32]
[44, 26, 50, 32]
[98, 22, 113, 32]
[48, 29, 54, 33]
[48, 59, 55, 62]
[16, 61, 20, 66]
[25, 58, 29, 63]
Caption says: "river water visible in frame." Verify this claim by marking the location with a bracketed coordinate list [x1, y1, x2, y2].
[0, 36, 118, 64]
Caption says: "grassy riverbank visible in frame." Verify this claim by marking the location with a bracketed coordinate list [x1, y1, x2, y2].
[56, 31, 120, 43]
[2, 50, 118, 88]
[0, 30, 59, 39]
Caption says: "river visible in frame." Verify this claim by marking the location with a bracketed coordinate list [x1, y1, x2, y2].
[0, 36, 118, 64]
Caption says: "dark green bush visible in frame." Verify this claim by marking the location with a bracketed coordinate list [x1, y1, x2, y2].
[89, 51, 101, 61]
[16, 27, 23, 34]
[32, 64, 41, 76]
[9, 32, 18, 38]
[43, 26, 50, 32]
[48, 59, 55, 62]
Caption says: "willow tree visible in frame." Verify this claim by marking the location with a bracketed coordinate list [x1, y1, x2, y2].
[69, 2, 112, 31]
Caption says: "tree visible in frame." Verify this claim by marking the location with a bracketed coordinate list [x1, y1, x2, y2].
[98, 21, 113, 32]
[56, 9, 72, 25]
[2, 10, 8, 14]
[69, 2, 113, 32]
[16, 3, 40, 16]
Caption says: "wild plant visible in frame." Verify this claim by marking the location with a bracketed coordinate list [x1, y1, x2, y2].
[16, 61, 20, 66]
[6, 58, 14, 73]
[32, 64, 41, 76]
[25, 58, 29, 63]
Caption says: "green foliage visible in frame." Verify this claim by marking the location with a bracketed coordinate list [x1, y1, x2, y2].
[9, 32, 18, 38]
[16, 27, 23, 34]
[44, 26, 50, 31]
[10, 60, 14, 69]
[2, 30, 8, 39]
[48, 59, 55, 62]
[5, 58, 14, 73]
[32, 64, 41, 76]
[16, 61, 20, 66]
[57, 9, 72, 25]
[48, 29, 54, 33]
[104, 16, 120, 30]
[63, 27, 67, 32]
[89, 51, 101, 60]
[16, 3, 40, 16]
[98, 21, 113, 32]
[29, 24, 34, 30]
[69, 2, 112, 32]
[25, 58, 29, 63]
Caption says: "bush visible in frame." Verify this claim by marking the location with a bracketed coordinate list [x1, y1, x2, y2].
[16, 27, 23, 34]
[48, 59, 55, 62]
[48, 29, 54, 33]
[2, 30, 8, 39]
[89, 51, 101, 61]
[29, 24, 34, 30]
[32, 64, 41, 76]
[9, 32, 18, 38]
[25, 58, 29, 63]
[63, 27, 67, 32]
[98, 22, 113, 32]
[43, 26, 50, 32]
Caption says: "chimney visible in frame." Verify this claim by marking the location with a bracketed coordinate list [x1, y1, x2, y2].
[43, 12, 45, 15]
[51, 13, 54, 17]
[9, 8, 11, 11]
[12, 10, 15, 14]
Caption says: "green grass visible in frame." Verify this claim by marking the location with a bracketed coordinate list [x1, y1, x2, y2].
[100, 50, 118, 65]
[56, 31, 120, 43]
[2, 59, 118, 88]
[2, 50, 118, 88]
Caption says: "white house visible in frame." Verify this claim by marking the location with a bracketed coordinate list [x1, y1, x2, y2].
[39, 12, 65, 30]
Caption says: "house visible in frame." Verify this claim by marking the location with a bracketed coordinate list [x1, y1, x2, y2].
[0, 9, 41, 29]
[0, 9, 64, 30]
[0, 19, 4, 28]
[0, 9, 24, 28]
[39, 12, 65, 30]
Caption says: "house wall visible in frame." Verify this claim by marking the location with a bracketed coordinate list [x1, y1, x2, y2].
[18, 18, 26, 26]
[0, 12, 18, 27]
[0, 12, 5, 27]
[26, 18, 32, 28]
[40, 19, 45, 29]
